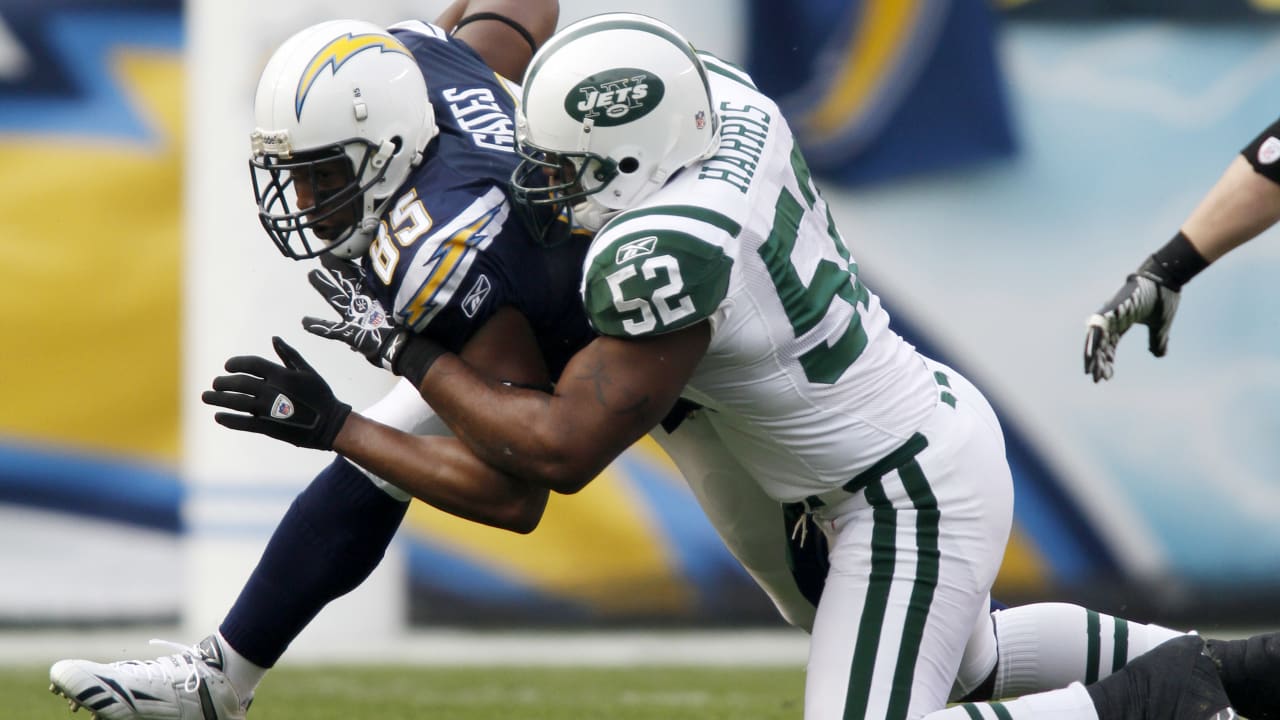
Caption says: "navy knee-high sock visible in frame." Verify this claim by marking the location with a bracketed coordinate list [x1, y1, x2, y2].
[218, 458, 408, 667]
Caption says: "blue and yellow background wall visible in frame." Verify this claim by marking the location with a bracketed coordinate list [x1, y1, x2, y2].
[3, 0, 1279, 629]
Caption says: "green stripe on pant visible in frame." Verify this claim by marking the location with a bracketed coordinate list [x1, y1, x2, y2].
[885, 458, 940, 719]
[844, 478, 898, 719]
[842, 455, 940, 720]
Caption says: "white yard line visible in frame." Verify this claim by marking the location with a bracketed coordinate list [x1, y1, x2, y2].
[0, 627, 812, 667]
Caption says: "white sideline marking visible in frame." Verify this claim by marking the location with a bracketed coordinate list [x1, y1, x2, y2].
[0, 627, 811, 667]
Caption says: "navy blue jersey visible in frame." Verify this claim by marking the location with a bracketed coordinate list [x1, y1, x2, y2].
[357, 21, 592, 377]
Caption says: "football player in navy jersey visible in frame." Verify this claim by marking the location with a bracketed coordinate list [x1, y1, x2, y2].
[47, 4, 573, 719]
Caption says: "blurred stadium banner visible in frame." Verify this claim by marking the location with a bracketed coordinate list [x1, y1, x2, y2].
[0, 0, 185, 625]
[744, 0, 1017, 186]
[998, 0, 1280, 19]
[3, 0, 1279, 635]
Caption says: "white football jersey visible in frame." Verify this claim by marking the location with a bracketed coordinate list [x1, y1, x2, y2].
[580, 54, 939, 503]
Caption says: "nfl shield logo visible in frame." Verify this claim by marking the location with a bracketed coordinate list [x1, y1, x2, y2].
[695, 111, 706, 130]
[270, 394, 295, 420]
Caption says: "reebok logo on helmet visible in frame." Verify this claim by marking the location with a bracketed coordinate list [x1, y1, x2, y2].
[565, 68, 665, 127]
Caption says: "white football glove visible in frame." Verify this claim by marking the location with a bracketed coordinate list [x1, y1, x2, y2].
[303, 254, 408, 372]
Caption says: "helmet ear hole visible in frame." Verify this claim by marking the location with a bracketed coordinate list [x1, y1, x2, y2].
[618, 157, 639, 174]
[390, 136, 404, 154]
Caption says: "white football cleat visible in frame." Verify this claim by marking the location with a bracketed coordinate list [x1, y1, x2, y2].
[49, 635, 252, 719]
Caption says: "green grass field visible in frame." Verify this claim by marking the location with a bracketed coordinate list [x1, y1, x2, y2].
[9, 664, 805, 719]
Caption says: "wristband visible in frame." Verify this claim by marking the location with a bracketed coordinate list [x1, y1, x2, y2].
[1242, 116, 1280, 186]
[392, 334, 447, 387]
[1140, 231, 1208, 291]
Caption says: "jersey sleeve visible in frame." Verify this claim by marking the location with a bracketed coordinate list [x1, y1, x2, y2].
[582, 228, 734, 338]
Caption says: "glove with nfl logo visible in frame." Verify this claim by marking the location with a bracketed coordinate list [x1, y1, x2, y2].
[1083, 232, 1207, 382]
[303, 253, 446, 387]
[202, 336, 352, 450]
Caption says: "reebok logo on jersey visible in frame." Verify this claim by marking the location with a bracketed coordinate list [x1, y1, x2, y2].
[270, 394, 295, 420]
[565, 68, 664, 127]
[1258, 136, 1280, 165]
[461, 274, 492, 317]
[615, 236, 657, 264]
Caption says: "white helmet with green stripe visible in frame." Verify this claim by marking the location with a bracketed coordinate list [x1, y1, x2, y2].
[511, 13, 720, 232]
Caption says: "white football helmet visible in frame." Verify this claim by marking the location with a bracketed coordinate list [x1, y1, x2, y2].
[510, 13, 719, 232]
[250, 19, 437, 259]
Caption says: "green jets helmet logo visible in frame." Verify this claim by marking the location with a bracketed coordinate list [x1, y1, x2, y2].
[565, 68, 664, 127]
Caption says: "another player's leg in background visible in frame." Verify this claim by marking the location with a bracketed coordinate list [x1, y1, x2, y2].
[932, 634, 1235, 720]
[951, 596, 1280, 717]
[953, 602, 1186, 702]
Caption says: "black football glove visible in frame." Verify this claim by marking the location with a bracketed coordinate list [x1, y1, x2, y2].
[1083, 256, 1182, 383]
[303, 253, 409, 371]
[202, 336, 351, 450]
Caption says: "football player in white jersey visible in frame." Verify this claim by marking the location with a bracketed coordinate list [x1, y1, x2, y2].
[291, 12, 1244, 720]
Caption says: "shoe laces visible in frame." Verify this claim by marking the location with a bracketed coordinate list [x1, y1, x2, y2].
[112, 639, 218, 694]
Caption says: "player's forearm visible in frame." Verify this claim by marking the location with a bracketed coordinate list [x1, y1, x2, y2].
[1181, 155, 1280, 263]
[333, 412, 548, 533]
[416, 330, 706, 494]
[416, 352, 615, 494]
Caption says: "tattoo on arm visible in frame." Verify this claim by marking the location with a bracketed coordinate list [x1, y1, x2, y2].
[571, 353, 651, 418]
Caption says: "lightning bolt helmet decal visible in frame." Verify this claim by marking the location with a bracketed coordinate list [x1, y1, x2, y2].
[295, 32, 412, 120]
